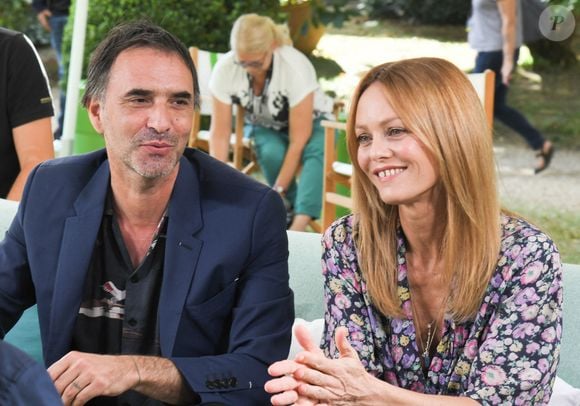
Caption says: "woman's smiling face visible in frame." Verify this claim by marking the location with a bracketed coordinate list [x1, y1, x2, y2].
[355, 82, 440, 207]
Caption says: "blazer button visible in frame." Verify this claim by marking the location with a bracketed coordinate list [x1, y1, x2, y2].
[205, 380, 215, 389]
[228, 377, 237, 388]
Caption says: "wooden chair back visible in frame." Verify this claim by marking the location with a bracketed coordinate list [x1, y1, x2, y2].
[188, 47, 256, 174]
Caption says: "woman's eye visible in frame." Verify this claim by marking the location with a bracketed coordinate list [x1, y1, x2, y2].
[387, 127, 407, 137]
[356, 134, 371, 145]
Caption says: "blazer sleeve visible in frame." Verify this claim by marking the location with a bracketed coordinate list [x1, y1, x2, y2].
[170, 188, 294, 405]
[0, 166, 39, 337]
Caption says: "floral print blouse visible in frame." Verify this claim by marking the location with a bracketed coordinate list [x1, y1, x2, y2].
[321, 214, 562, 405]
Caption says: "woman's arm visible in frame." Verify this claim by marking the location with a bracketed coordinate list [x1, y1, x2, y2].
[208, 96, 233, 162]
[273, 92, 314, 192]
[497, 0, 517, 85]
[268, 326, 479, 406]
[7, 117, 54, 201]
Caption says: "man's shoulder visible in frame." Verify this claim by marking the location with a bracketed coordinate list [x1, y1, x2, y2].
[37, 149, 107, 175]
[183, 148, 270, 195]
[26, 149, 108, 198]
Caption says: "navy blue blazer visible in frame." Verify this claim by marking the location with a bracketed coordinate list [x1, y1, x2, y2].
[0, 148, 294, 404]
[0, 340, 62, 405]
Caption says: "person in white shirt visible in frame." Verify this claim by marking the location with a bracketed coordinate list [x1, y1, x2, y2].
[209, 13, 332, 231]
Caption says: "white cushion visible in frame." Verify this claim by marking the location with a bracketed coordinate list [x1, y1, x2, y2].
[549, 376, 580, 406]
[288, 318, 324, 359]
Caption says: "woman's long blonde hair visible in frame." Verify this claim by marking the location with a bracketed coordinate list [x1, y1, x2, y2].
[347, 58, 501, 322]
[230, 13, 292, 54]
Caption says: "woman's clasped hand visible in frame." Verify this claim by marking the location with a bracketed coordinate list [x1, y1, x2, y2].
[267, 325, 383, 406]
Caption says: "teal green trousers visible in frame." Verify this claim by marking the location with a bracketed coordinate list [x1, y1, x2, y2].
[247, 119, 324, 219]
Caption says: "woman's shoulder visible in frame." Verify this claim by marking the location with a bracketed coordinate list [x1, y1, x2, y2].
[500, 214, 556, 249]
[496, 213, 561, 280]
[212, 50, 236, 73]
[275, 45, 315, 71]
[322, 214, 355, 249]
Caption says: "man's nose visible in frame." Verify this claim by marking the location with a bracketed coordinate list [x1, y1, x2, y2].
[147, 103, 172, 134]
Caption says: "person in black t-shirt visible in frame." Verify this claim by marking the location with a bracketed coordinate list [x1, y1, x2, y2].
[0, 27, 54, 200]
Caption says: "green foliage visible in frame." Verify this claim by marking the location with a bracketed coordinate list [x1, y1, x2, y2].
[314, 0, 358, 29]
[0, 0, 50, 45]
[360, 0, 471, 25]
[62, 0, 281, 81]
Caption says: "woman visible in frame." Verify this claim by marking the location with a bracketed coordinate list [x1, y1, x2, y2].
[209, 14, 331, 231]
[266, 58, 562, 405]
[468, 0, 554, 173]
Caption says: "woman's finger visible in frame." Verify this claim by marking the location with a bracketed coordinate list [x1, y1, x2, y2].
[270, 389, 299, 405]
[264, 374, 300, 394]
[268, 359, 300, 377]
[294, 324, 324, 354]
[335, 327, 360, 361]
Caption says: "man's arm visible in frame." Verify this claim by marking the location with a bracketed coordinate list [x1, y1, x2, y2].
[48, 352, 198, 405]
[7, 117, 54, 201]
[170, 188, 293, 404]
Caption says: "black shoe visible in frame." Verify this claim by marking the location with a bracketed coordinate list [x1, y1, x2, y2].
[534, 142, 554, 174]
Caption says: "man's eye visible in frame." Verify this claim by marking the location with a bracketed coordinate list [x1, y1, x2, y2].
[173, 98, 191, 107]
[129, 97, 148, 104]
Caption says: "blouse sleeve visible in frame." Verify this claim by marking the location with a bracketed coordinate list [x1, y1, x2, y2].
[320, 217, 378, 370]
[465, 231, 563, 404]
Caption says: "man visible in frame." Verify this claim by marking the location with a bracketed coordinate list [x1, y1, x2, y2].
[0, 340, 62, 404]
[32, 0, 71, 141]
[0, 20, 293, 405]
[0, 27, 54, 200]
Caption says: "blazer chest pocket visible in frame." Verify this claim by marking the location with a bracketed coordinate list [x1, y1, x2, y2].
[174, 279, 238, 356]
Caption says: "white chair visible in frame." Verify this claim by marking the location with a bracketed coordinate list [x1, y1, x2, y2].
[188, 47, 257, 174]
[466, 69, 495, 131]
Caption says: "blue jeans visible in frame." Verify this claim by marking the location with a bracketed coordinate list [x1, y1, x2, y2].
[247, 119, 324, 219]
[49, 15, 68, 139]
[474, 49, 545, 150]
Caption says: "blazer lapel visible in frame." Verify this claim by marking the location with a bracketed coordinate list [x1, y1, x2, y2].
[46, 162, 110, 363]
[159, 156, 204, 356]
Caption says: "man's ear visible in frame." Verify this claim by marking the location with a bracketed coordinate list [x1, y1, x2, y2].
[87, 98, 104, 134]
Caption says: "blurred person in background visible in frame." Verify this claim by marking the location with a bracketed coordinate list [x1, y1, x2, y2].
[0, 27, 54, 200]
[468, 0, 554, 173]
[209, 13, 333, 231]
[33, 0, 70, 145]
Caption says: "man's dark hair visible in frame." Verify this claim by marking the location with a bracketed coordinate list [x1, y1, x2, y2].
[82, 19, 199, 110]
